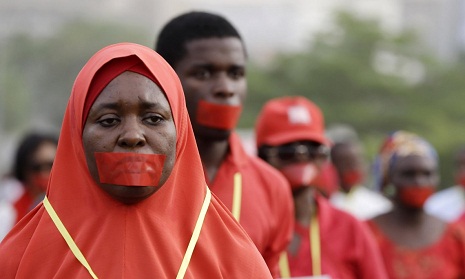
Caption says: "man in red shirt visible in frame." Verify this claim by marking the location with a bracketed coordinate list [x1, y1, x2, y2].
[155, 11, 294, 277]
[255, 96, 388, 278]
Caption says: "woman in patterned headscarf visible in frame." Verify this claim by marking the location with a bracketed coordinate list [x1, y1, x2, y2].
[367, 130, 465, 279]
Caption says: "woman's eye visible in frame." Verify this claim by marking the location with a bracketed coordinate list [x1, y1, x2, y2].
[98, 117, 120, 127]
[145, 115, 163, 125]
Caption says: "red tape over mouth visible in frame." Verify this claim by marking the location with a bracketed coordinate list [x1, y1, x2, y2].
[94, 152, 166, 186]
[279, 162, 318, 189]
[196, 100, 242, 130]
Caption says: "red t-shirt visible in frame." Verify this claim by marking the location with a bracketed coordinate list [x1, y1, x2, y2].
[287, 196, 388, 279]
[208, 133, 294, 277]
[367, 220, 465, 279]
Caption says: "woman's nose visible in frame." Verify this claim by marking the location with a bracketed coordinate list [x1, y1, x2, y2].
[117, 120, 146, 148]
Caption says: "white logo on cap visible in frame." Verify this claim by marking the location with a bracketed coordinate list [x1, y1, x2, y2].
[288, 105, 311, 124]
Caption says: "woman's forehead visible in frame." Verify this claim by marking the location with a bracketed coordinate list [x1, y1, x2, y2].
[91, 72, 172, 114]
[392, 153, 437, 169]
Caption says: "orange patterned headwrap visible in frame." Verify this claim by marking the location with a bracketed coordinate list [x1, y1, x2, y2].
[373, 130, 437, 191]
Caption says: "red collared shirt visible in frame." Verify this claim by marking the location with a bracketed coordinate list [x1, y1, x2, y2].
[208, 133, 294, 277]
[288, 195, 388, 279]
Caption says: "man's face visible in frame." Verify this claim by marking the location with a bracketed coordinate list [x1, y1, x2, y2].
[331, 143, 365, 191]
[262, 140, 328, 186]
[82, 71, 177, 204]
[173, 37, 247, 140]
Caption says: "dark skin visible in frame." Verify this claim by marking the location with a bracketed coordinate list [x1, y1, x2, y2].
[24, 141, 57, 198]
[288, 186, 318, 255]
[264, 141, 327, 254]
[372, 154, 446, 249]
[82, 72, 177, 204]
[172, 38, 247, 182]
[330, 142, 365, 193]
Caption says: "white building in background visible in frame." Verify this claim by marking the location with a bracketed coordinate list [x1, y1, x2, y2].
[401, 0, 463, 62]
[155, 0, 464, 63]
[151, 0, 405, 63]
[1, 0, 464, 62]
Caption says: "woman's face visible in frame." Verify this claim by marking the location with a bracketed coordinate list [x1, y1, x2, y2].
[388, 154, 439, 208]
[82, 71, 177, 204]
[389, 154, 439, 189]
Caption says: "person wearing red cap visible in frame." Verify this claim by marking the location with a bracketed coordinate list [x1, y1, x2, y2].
[255, 96, 388, 279]
[155, 11, 294, 277]
[0, 43, 272, 278]
[367, 131, 465, 279]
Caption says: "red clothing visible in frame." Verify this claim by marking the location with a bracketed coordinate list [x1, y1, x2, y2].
[0, 43, 271, 278]
[367, 220, 465, 279]
[456, 211, 465, 224]
[287, 196, 388, 279]
[209, 133, 294, 277]
[12, 190, 33, 224]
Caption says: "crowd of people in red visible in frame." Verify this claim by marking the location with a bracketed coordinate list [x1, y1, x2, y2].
[1, 10, 464, 279]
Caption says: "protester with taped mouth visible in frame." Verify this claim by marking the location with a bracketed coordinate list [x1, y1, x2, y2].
[155, 11, 294, 277]
[255, 96, 387, 279]
[367, 130, 465, 279]
[327, 127, 392, 220]
[0, 132, 58, 241]
[0, 42, 272, 278]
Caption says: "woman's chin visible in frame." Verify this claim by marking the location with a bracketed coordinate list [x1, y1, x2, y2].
[101, 184, 160, 204]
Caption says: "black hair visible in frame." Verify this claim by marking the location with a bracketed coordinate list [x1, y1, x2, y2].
[12, 132, 58, 182]
[155, 11, 245, 67]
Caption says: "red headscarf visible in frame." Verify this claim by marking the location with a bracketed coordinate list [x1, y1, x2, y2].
[0, 43, 270, 278]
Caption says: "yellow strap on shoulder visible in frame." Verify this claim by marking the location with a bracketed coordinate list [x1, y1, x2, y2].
[310, 212, 321, 276]
[43, 196, 98, 279]
[232, 172, 242, 221]
[278, 251, 291, 278]
[176, 187, 212, 279]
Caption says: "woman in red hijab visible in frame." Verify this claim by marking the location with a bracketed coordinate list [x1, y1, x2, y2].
[0, 43, 271, 278]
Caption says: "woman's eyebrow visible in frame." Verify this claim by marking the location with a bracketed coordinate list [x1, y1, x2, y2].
[91, 100, 171, 114]
[93, 102, 120, 111]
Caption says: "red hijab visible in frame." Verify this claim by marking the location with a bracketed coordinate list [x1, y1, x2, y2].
[0, 43, 270, 278]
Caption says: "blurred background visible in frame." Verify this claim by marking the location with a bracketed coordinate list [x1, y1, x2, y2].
[1, 0, 464, 188]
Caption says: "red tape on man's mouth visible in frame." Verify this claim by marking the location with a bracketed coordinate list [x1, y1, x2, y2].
[94, 152, 166, 186]
[279, 162, 318, 189]
[196, 100, 242, 130]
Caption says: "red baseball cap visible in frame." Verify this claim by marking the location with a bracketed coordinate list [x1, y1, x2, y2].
[255, 96, 330, 147]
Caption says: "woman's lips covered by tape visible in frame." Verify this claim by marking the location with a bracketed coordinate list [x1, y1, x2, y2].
[94, 152, 166, 186]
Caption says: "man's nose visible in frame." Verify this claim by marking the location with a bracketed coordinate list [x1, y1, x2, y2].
[212, 73, 236, 100]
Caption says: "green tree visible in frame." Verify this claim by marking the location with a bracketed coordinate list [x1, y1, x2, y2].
[0, 20, 152, 133]
[243, 10, 465, 187]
